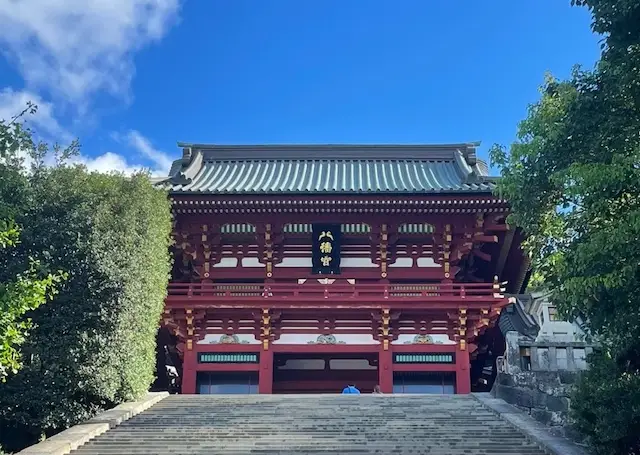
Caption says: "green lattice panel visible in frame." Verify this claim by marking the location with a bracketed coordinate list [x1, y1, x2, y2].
[198, 353, 259, 364]
[393, 354, 454, 364]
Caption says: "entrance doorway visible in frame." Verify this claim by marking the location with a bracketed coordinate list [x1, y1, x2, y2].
[272, 353, 378, 394]
[196, 372, 259, 394]
[393, 372, 455, 394]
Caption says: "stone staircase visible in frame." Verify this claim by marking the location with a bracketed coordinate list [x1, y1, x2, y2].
[70, 394, 547, 455]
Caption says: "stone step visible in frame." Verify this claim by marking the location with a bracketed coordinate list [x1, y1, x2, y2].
[68, 394, 547, 455]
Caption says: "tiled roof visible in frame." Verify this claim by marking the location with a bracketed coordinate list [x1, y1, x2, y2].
[498, 295, 540, 338]
[156, 143, 497, 195]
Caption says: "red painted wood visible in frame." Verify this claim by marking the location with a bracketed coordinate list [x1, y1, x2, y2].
[171, 193, 508, 207]
[455, 346, 471, 394]
[393, 344, 457, 353]
[166, 282, 508, 311]
[258, 349, 274, 394]
[195, 363, 259, 372]
[168, 300, 503, 310]
[168, 281, 498, 298]
[195, 344, 261, 353]
[378, 348, 393, 393]
[207, 268, 446, 280]
[271, 344, 380, 354]
[181, 348, 197, 394]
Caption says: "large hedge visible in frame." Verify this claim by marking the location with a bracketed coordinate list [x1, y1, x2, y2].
[0, 165, 172, 451]
[0, 109, 64, 384]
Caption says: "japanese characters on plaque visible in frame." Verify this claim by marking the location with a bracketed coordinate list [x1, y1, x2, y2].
[312, 223, 341, 274]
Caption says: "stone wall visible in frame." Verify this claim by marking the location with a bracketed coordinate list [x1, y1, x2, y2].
[492, 331, 594, 440]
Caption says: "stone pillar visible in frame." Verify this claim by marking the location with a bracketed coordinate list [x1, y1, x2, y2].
[378, 347, 393, 393]
[455, 343, 471, 394]
[181, 341, 197, 394]
[548, 346, 558, 371]
[258, 349, 274, 394]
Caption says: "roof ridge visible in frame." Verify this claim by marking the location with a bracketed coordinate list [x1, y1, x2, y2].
[176, 143, 481, 163]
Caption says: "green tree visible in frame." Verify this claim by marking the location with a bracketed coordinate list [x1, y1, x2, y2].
[0, 109, 173, 452]
[491, 1, 640, 452]
[0, 107, 64, 383]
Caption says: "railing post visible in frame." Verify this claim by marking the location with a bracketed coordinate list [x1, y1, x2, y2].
[383, 285, 389, 299]
[187, 284, 193, 298]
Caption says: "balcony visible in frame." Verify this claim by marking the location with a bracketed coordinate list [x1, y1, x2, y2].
[165, 282, 509, 310]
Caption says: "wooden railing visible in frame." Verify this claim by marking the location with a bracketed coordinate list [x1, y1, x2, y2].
[166, 282, 501, 302]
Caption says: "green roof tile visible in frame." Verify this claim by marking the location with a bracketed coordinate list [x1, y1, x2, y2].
[156, 143, 496, 195]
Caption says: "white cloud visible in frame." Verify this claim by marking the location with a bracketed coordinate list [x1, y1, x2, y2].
[125, 130, 173, 174]
[0, 90, 171, 176]
[0, 2, 179, 174]
[71, 130, 171, 176]
[0, 0, 180, 110]
[72, 152, 143, 175]
[0, 88, 71, 141]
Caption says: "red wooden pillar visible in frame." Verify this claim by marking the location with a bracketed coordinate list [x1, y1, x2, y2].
[455, 342, 471, 394]
[378, 345, 393, 393]
[181, 342, 197, 394]
[258, 348, 274, 394]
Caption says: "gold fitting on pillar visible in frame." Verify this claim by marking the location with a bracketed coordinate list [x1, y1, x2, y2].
[262, 339, 269, 350]
[383, 339, 389, 351]
[186, 339, 193, 350]
[459, 339, 466, 351]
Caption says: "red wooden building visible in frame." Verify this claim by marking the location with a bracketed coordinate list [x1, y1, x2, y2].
[156, 143, 528, 395]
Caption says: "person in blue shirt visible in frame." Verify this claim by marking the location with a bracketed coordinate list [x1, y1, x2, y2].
[342, 384, 361, 394]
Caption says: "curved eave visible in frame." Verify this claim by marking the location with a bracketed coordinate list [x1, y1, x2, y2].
[166, 187, 497, 196]
[498, 295, 540, 338]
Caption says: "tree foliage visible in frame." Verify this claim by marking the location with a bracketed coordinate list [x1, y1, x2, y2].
[0, 107, 64, 382]
[0, 110, 173, 452]
[491, 1, 640, 452]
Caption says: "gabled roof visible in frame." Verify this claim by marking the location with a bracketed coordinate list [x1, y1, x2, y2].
[155, 143, 497, 195]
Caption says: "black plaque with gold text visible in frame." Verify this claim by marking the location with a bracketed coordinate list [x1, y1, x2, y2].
[312, 223, 341, 274]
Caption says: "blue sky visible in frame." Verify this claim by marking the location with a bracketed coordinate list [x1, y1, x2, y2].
[0, 1, 601, 175]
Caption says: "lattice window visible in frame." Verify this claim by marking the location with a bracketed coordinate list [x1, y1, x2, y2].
[198, 353, 258, 363]
[220, 223, 257, 234]
[342, 223, 371, 234]
[283, 223, 371, 234]
[397, 223, 435, 234]
[393, 354, 454, 364]
[283, 223, 312, 233]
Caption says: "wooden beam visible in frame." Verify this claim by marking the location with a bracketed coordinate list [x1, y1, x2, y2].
[495, 228, 515, 279]
[167, 300, 509, 310]
[484, 223, 509, 232]
[472, 248, 492, 262]
[473, 234, 499, 243]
